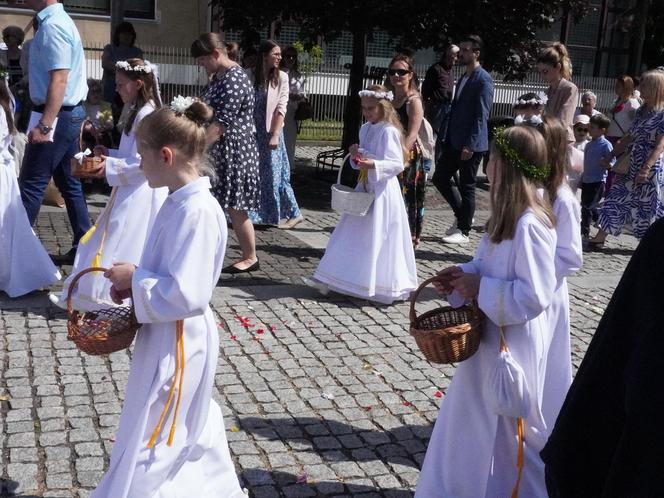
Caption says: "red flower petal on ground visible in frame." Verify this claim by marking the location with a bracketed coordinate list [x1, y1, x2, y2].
[230, 335, 237, 341]
[402, 401, 412, 407]
[363, 406, 372, 411]
[269, 325, 277, 331]
[434, 391, 443, 398]
[296, 473, 308, 484]
[256, 329, 265, 334]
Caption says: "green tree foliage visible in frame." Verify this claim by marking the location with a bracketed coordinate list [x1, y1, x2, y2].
[219, 0, 590, 148]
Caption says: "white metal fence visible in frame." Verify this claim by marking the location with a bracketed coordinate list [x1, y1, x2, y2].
[84, 44, 619, 142]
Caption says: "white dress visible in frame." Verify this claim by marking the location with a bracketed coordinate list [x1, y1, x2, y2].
[0, 110, 60, 297]
[60, 103, 167, 310]
[314, 121, 418, 304]
[542, 185, 581, 429]
[415, 211, 558, 498]
[92, 177, 245, 498]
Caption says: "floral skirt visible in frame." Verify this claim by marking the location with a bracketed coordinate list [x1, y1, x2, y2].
[399, 144, 426, 243]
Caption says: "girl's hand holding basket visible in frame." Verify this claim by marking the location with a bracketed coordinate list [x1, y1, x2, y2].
[105, 263, 136, 303]
[450, 272, 481, 300]
[433, 266, 462, 295]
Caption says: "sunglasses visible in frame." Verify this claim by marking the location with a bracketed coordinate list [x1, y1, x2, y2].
[574, 127, 589, 132]
[387, 68, 411, 77]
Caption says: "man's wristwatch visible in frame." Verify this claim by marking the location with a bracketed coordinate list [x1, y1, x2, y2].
[37, 120, 53, 135]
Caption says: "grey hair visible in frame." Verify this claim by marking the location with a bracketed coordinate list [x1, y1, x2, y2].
[581, 91, 597, 102]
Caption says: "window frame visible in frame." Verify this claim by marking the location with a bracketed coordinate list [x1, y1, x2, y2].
[0, 0, 158, 22]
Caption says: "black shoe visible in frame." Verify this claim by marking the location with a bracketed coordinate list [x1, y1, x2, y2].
[222, 259, 260, 274]
[51, 247, 77, 265]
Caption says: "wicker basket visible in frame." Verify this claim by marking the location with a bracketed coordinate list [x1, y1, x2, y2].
[66, 267, 140, 356]
[331, 154, 375, 217]
[70, 119, 102, 177]
[410, 276, 484, 364]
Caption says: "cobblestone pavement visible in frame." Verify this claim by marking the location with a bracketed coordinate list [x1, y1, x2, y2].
[0, 146, 638, 497]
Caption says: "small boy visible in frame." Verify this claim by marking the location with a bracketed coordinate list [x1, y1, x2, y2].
[581, 113, 614, 240]
[572, 114, 590, 152]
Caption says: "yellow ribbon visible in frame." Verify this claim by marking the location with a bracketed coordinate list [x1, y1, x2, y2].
[81, 187, 118, 270]
[147, 319, 185, 448]
[511, 417, 525, 498]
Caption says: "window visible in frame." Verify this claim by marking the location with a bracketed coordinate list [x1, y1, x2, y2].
[0, 0, 156, 20]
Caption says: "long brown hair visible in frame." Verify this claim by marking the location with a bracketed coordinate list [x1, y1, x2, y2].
[540, 115, 569, 201]
[254, 39, 280, 89]
[487, 126, 555, 243]
[537, 42, 573, 81]
[190, 32, 226, 58]
[385, 53, 420, 94]
[615, 75, 635, 101]
[117, 58, 162, 134]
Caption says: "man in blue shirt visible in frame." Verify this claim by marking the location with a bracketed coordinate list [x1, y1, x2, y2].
[19, 0, 91, 264]
[431, 35, 494, 245]
[581, 113, 613, 240]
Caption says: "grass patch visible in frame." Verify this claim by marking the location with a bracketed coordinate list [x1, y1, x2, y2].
[298, 119, 343, 141]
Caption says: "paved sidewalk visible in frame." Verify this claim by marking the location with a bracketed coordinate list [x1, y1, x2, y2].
[0, 146, 638, 497]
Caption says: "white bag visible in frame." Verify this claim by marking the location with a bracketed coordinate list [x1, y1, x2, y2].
[330, 154, 375, 217]
[417, 116, 436, 162]
[484, 327, 531, 419]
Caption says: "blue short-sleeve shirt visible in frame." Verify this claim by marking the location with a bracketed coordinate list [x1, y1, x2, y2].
[29, 3, 87, 106]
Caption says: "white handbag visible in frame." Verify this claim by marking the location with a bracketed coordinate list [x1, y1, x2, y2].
[484, 327, 531, 418]
[330, 154, 375, 217]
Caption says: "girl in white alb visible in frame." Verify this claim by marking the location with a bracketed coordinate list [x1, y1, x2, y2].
[416, 125, 561, 498]
[308, 85, 418, 304]
[0, 77, 60, 297]
[539, 116, 582, 430]
[54, 59, 167, 310]
[94, 98, 245, 497]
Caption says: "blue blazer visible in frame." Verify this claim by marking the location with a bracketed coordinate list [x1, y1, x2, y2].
[446, 66, 494, 153]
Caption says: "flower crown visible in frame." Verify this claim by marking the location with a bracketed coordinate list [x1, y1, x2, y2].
[494, 127, 550, 181]
[358, 89, 394, 101]
[170, 95, 195, 115]
[514, 92, 548, 108]
[116, 60, 152, 73]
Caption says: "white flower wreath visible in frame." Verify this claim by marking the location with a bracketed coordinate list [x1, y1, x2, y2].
[115, 60, 153, 73]
[170, 95, 195, 115]
[358, 89, 394, 101]
[514, 92, 548, 108]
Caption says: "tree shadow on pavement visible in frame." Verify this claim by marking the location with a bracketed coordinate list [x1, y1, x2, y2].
[1, 478, 40, 497]
[239, 416, 430, 470]
[239, 468, 415, 497]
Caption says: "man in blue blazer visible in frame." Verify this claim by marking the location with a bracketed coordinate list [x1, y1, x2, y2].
[432, 35, 494, 244]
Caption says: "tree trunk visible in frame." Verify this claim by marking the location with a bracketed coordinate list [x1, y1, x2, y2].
[341, 29, 367, 151]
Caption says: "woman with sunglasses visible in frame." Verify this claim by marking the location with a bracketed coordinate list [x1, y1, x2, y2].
[280, 45, 306, 167]
[386, 54, 426, 248]
[537, 43, 578, 142]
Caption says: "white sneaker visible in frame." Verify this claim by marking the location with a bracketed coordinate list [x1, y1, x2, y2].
[444, 220, 458, 236]
[300, 276, 329, 296]
[442, 230, 469, 244]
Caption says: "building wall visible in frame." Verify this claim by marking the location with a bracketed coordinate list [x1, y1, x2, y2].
[0, 1, 208, 47]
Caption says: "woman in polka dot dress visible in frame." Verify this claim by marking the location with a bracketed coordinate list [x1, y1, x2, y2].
[192, 33, 261, 273]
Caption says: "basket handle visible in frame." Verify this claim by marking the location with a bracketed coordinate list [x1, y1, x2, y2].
[336, 153, 351, 185]
[409, 275, 479, 324]
[66, 267, 108, 316]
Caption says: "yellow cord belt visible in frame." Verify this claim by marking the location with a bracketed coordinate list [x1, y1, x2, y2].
[79, 187, 118, 268]
[147, 319, 185, 448]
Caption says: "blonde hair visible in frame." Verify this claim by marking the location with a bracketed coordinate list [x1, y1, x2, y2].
[487, 126, 555, 243]
[639, 70, 664, 111]
[537, 42, 573, 81]
[362, 84, 407, 159]
[540, 116, 569, 201]
[135, 100, 215, 177]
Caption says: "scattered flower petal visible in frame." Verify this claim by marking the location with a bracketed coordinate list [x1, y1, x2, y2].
[256, 329, 265, 334]
[269, 325, 277, 332]
[0, 394, 11, 401]
[434, 391, 443, 398]
[363, 406, 372, 411]
[362, 363, 372, 370]
[230, 335, 237, 341]
[109, 434, 116, 442]
[372, 369, 383, 377]
[229, 425, 240, 433]
[321, 392, 335, 400]
[296, 473, 308, 484]
[402, 401, 413, 407]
